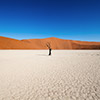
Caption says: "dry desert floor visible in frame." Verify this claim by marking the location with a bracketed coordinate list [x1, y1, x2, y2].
[0, 50, 100, 100]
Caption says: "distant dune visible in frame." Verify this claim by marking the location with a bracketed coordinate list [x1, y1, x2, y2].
[0, 36, 100, 49]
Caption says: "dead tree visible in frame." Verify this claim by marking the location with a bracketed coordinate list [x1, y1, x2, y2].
[46, 42, 52, 56]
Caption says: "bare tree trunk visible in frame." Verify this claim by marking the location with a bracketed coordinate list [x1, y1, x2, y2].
[49, 49, 51, 55]
[46, 42, 52, 56]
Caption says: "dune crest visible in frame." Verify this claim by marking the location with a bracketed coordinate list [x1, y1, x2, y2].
[0, 36, 100, 49]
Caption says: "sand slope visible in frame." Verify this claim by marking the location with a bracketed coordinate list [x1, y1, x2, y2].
[0, 36, 100, 49]
[0, 50, 100, 100]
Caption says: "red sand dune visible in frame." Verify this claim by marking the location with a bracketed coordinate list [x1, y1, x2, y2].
[0, 36, 100, 49]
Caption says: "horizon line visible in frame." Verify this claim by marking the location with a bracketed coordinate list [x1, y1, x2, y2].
[0, 36, 100, 43]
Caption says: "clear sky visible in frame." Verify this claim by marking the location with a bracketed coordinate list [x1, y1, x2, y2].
[0, 0, 100, 41]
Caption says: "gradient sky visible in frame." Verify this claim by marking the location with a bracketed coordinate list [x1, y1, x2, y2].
[0, 0, 100, 41]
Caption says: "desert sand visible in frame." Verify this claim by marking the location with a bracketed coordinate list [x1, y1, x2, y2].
[0, 50, 100, 100]
[0, 36, 100, 49]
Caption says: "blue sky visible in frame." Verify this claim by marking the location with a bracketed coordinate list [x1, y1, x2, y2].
[0, 0, 100, 41]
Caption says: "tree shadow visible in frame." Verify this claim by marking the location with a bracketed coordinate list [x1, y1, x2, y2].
[37, 54, 49, 56]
